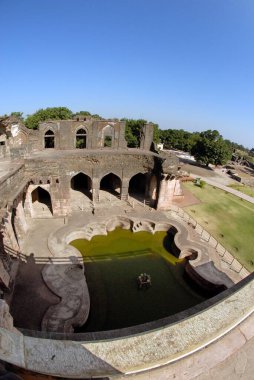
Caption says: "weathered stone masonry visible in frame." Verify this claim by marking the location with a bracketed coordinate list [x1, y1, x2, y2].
[0, 116, 183, 264]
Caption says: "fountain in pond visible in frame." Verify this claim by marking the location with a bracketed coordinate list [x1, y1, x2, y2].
[137, 273, 152, 289]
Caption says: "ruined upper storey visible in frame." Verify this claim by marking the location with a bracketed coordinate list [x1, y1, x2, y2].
[0, 117, 155, 156]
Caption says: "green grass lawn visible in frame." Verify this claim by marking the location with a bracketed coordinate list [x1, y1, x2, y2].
[228, 183, 254, 197]
[183, 183, 254, 272]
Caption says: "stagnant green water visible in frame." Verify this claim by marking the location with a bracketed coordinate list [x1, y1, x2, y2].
[70, 228, 207, 332]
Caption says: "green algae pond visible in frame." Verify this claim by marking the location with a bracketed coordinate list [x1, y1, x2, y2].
[70, 228, 207, 332]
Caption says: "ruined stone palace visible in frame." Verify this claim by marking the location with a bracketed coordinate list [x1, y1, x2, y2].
[0, 115, 253, 380]
[0, 115, 182, 292]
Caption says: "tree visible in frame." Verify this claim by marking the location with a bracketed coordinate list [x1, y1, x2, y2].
[159, 128, 198, 151]
[10, 112, 24, 120]
[191, 130, 232, 166]
[152, 123, 160, 144]
[123, 119, 159, 147]
[25, 107, 73, 129]
[73, 111, 91, 118]
[91, 114, 103, 120]
[124, 119, 146, 147]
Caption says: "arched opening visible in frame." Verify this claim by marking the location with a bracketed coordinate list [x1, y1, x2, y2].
[44, 130, 55, 148]
[31, 186, 53, 216]
[76, 128, 87, 149]
[100, 173, 121, 197]
[128, 173, 147, 201]
[102, 125, 114, 148]
[71, 173, 92, 200]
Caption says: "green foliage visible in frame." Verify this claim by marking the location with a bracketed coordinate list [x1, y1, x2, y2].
[152, 123, 160, 144]
[194, 178, 206, 188]
[73, 111, 103, 120]
[91, 114, 103, 120]
[25, 107, 73, 129]
[159, 129, 199, 151]
[73, 111, 91, 117]
[124, 119, 159, 147]
[190, 130, 232, 166]
[10, 112, 24, 120]
[104, 136, 112, 147]
[124, 119, 146, 147]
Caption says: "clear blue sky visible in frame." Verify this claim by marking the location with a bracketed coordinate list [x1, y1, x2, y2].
[1, 0, 254, 147]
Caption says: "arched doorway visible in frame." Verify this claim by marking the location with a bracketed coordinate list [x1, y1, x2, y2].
[128, 173, 147, 201]
[100, 173, 121, 198]
[71, 173, 92, 200]
[31, 186, 53, 216]
[44, 130, 55, 148]
[76, 128, 87, 149]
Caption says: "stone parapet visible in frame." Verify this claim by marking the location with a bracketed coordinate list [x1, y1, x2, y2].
[0, 274, 253, 378]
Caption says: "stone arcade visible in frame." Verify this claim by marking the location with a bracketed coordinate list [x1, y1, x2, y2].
[0, 115, 253, 380]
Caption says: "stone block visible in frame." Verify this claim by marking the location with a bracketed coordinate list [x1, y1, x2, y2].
[195, 224, 203, 235]
[216, 244, 226, 256]
[201, 230, 210, 241]
[188, 218, 196, 227]
[230, 259, 243, 273]
[209, 236, 218, 248]
[183, 213, 190, 222]
[222, 251, 234, 265]
[239, 267, 250, 279]
[0, 328, 25, 367]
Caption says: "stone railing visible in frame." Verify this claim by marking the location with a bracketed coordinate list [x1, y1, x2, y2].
[169, 205, 250, 279]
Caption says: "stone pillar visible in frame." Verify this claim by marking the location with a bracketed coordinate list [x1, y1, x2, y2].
[23, 187, 33, 218]
[3, 211, 19, 251]
[157, 176, 183, 210]
[51, 180, 66, 216]
[0, 231, 11, 289]
[148, 174, 158, 207]
[93, 178, 100, 202]
[121, 178, 129, 201]
[15, 201, 28, 234]
[139, 123, 154, 150]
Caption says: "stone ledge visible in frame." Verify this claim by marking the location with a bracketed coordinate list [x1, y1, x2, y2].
[0, 274, 253, 378]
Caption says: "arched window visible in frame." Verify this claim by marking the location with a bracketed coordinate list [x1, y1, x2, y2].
[76, 128, 87, 149]
[102, 125, 114, 147]
[44, 130, 55, 148]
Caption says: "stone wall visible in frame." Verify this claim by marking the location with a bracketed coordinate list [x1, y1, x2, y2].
[24, 152, 159, 209]
[0, 117, 157, 155]
[31, 119, 128, 151]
